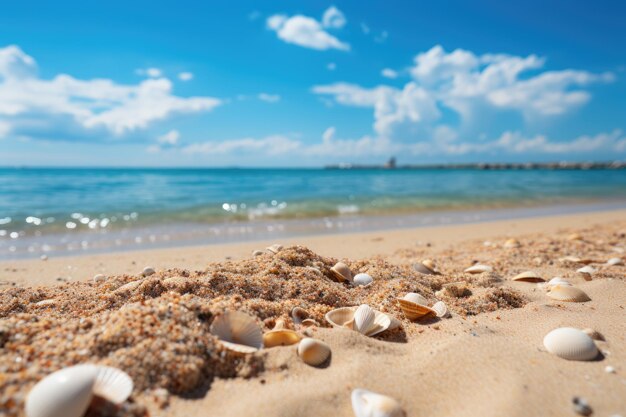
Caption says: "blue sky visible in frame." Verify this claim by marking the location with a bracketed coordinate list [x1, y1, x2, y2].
[0, 0, 625, 166]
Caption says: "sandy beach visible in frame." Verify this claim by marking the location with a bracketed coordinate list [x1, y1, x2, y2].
[1, 209, 625, 417]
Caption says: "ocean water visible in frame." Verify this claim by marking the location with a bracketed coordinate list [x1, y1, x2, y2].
[1, 168, 625, 259]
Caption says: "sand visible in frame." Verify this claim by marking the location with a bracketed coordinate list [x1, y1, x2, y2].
[1, 209, 625, 417]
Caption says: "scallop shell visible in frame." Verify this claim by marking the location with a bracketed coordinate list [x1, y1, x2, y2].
[353, 273, 374, 287]
[209, 311, 263, 353]
[297, 338, 331, 366]
[546, 285, 591, 302]
[351, 389, 405, 417]
[330, 262, 353, 282]
[512, 271, 544, 283]
[266, 244, 283, 254]
[432, 301, 450, 318]
[504, 238, 520, 248]
[607, 257, 624, 266]
[142, 267, 155, 277]
[396, 293, 436, 321]
[413, 261, 438, 275]
[548, 277, 572, 286]
[93, 366, 133, 404]
[325, 305, 391, 336]
[543, 327, 599, 361]
[263, 319, 301, 348]
[464, 264, 493, 274]
[26, 364, 98, 417]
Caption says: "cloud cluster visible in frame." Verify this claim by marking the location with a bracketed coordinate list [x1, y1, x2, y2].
[0, 45, 220, 140]
[314, 45, 614, 141]
[266, 7, 349, 51]
[182, 134, 301, 155]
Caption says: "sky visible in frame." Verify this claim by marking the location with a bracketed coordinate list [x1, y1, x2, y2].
[0, 0, 625, 167]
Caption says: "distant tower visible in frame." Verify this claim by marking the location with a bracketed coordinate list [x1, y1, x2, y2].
[385, 157, 397, 169]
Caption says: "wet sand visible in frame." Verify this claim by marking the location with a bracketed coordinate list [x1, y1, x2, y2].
[1, 209, 625, 417]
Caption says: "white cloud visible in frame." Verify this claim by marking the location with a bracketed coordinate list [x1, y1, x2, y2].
[0, 45, 221, 139]
[374, 31, 388, 44]
[0, 120, 10, 138]
[266, 9, 349, 51]
[258, 93, 281, 103]
[327, 62, 336, 71]
[178, 72, 193, 81]
[360, 23, 370, 34]
[183, 134, 301, 155]
[313, 45, 614, 141]
[136, 67, 163, 78]
[322, 6, 346, 29]
[157, 129, 180, 145]
[381, 68, 398, 79]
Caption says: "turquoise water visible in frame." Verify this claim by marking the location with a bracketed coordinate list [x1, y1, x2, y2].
[0, 168, 625, 258]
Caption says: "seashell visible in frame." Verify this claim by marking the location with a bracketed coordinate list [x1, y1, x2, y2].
[504, 238, 520, 248]
[559, 256, 595, 265]
[266, 244, 283, 254]
[291, 307, 308, 325]
[93, 274, 106, 283]
[351, 389, 405, 417]
[413, 260, 438, 275]
[422, 259, 437, 272]
[26, 364, 98, 417]
[353, 273, 374, 287]
[568, 233, 583, 241]
[34, 299, 56, 307]
[209, 311, 263, 353]
[396, 293, 436, 321]
[93, 366, 133, 404]
[543, 327, 599, 361]
[581, 328, 605, 341]
[252, 250, 264, 257]
[301, 318, 319, 328]
[330, 262, 352, 282]
[142, 267, 155, 277]
[387, 315, 402, 330]
[548, 277, 572, 286]
[432, 301, 450, 318]
[546, 285, 590, 302]
[577, 265, 595, 275]
[114, 280, 142, 293]
[297, 338, 330, 366]
[512, 271, 544, 283]
[325, 305, 391, 336]
[464, 264, 493, 274]
[607, 257, 624, 266]
[263, 319, 301, 348]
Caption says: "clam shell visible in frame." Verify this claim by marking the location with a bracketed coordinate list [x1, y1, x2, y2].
[559, 256, 596, 265]
[330, 262, 352, 282]
[413, 260, 438, 275]
[93, 366, 133, 404]
[512, 271, 544, 283]
[266, 244, 283, 254]
[291, 307, 308, 325]
[209, 311, 263, 353]
[568, 233, 583, 241]
[543, 327, 598, 361]
[351, 389, 405, 417]
[93, 274, 106, 283]
[353, 273, 374, 287]
[577, 265, 596, 275]
[464, 264, 493, 274]
[142, 267, 155, 277]
[607, 257, 624, 266]
[546, 285, 591, 302]
[297, 338, 331, 366]
[397, 293, 436, 321]
[548, 277, 572, 286]
[504, 238, 520, 248]
[402, 292, 428, 305]
[263, 319, 301, 348]
[325, 305, 391, 336]
[432, 301, 450, 318]
[301, 318, 319, 328]
[26, 364, 98, 417]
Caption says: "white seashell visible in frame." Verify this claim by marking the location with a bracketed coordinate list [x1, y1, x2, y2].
[503, 238, 520, 248]
[93, 274, 106, 283]
[252, 250, 264, 257]
[413, 261, 437, 275]
[402, 292, 428, 306]
[142, 267, 155, 277]
[330, 262, 352, 282]
[547, 285, 591, 302]
[93, 366, 133, 404]
[266, 244, 283, 254]
[34, 299, 56, 307]
[432, 301, 450, 318]
[577, 265, 596, 275]
[351, 389, 405, 417]
[559, 256, 596, 265]
[297, 338, 331, 366]
[543, 327, 599, 361]
[353, 273, 374, 287]
[607, 257, 624, 266]
[464, 264, 493, 274]
[548, 277, 572, 286]
[396, 293, 436, 321]
[325, 305, 391, 336]
[512, 271, 544, 283]
[387, 315, 402, 330]
[26, 364, 98, 417]
[209, 311, 263, 353]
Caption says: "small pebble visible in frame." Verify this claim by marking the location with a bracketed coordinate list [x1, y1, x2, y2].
[605, 366, 616, 373]
[93, 274, 106, 283]
[572, 396, 592, 416]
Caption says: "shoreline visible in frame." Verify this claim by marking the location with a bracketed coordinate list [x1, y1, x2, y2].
[3, 199, 626, 262]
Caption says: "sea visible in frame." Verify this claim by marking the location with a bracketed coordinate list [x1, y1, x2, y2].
[1, 167, 625, 259]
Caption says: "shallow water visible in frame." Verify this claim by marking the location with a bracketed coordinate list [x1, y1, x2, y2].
[1, 167, 625, 259]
